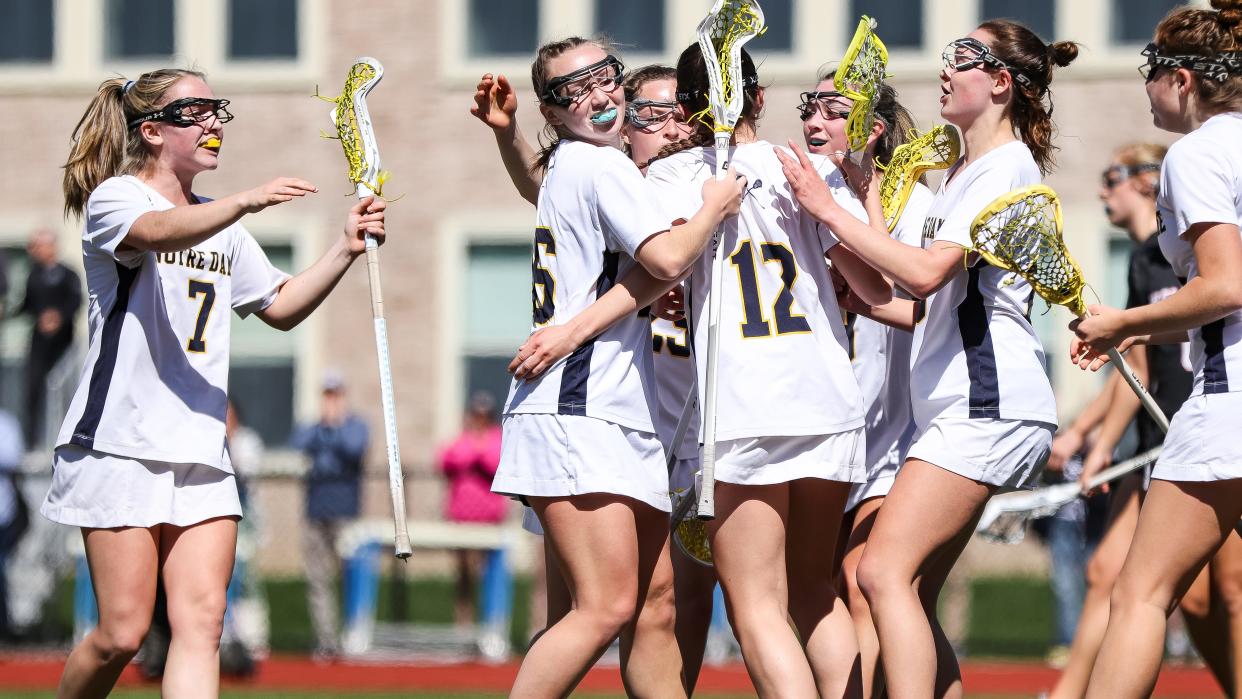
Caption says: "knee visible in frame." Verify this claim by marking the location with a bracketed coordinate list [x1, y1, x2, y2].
[167, 589, 228, 644]
[856, 552, 900, 607]
[93, 620, 150, 663]
[636, 576, 676, 633]
[1085, 550, 1121, 592]
[1110, 572, 1167, 619]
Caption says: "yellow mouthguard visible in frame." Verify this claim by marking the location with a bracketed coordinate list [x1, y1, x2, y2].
[204, 137, 221, 149]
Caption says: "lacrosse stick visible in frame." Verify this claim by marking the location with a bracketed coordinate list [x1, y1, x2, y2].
[877, 125, 960, 231]
[976, 447, 1162, 544]
[834, 16, 889, 165]
[969, 185, 1170, 434]
[666, 383, 713, 567]
[320, 58, 412, 559]
[695, 0, 766, 521]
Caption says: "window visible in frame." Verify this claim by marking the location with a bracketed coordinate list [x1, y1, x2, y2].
[468, 0, 538, 58]
[1112, 0, 1180, 44]
[106, 0, 175, 59]
[229, 0, 298, 60]
[980, 0, 1055, 42]
[746, 0, 793, 57]
[0, 0, 54, 63]
[850, 0, 922, 50]
[231, 243, 298, 445]
[462, 242, 532, 407]
[0, 245, 31, 417]
[1106, 234, 1133, 307]
[596, 0, 664, 54]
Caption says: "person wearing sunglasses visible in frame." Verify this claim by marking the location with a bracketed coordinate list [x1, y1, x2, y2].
[778, 19, 1079, 697]
[1072, 1, 1242, 696]
[46, 69, 386, 697]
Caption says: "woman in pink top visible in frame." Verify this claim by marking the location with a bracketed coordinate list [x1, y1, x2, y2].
[437, 391, 507, 625]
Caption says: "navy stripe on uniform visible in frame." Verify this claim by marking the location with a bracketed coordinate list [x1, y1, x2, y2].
[557, 252, 622, 416]
[70, 262, 140, 449]
[957, 264, 1001, 418]
[1202, 318, 1229, 394]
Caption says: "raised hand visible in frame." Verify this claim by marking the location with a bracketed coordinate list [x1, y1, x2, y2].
[775, 140, 841, 222]
[470, 73, 519, 133]
[240, 177, 318, 213]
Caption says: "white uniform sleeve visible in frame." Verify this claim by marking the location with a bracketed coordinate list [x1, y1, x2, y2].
[1161, 140, 1239, 237]
[894, 183, 935, 247]
[646, 158, 702, 223]
[593, 150, 672, 257]
[84, 177, 154, 268]
[932, 168, 1017, 249]
[229, 227, 292, 317]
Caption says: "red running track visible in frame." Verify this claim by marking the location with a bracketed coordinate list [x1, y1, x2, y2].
[0, 654, 1222, 696]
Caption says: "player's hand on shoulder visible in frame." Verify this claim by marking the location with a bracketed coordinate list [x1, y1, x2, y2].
[701, 165, 747, 218]
[344, 196, 386, 255]
[470, 73, 519, 133]
[240, 177, 318, 213]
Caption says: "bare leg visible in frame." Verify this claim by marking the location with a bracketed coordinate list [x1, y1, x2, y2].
[856, 460, 994, 699]
[1048, 473, 1142, 699]
[1179, 562, 1232, 691]
[672, 538, 717, 694]
[1085, 478, 1242, 699]
[1205, 528, 1242, 697]
[842, 497, 885, 699]
[618, 509, 688, 699]
[160, 517, 237, 699]
[510, 495, 643, 698]
[56, 527, 159, 699]
[787, 478, 862, 699]
[711, 482, 818, 698]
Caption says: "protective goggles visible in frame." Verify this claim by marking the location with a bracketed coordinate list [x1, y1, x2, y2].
[1139, 43, 1242, 83]
[541, 55, 625, 106]
[626, 99, 681, 130]
[128, 97, 233, 129]
[942, 37, 1036, 92]
[1101, 162, 1160, 189]
[797, 91, 852, 121]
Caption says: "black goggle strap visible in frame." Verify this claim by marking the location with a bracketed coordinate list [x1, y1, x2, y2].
[626, 98, 679, 127]
[945, 38, 1039, 93]
[1142, 43, 1242, 82]
[128, 98, 232, 129]
[676, 74, 760, 103]
[1104, 162, 1161, 183]
[541, 55, 626, 106]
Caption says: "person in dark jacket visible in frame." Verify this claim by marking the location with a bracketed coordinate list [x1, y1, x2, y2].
[19, 229, 82, 447]
[291, 372, 368, 660]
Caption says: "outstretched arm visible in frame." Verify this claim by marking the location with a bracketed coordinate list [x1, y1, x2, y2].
[470, 73, 541, 205]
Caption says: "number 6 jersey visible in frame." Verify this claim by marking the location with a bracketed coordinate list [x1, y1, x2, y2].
[56, 175, 290, 472]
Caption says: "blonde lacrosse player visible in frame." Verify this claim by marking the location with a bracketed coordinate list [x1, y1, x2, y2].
[779, 20, 1077, 698]
[471, 62, 721, 694]
[798, 73, 929, 699]
[488, 37, 745, 698]
[45, 69, 385, 698]
[1069, 3, 1242, 696]
[645, 44, 890, 698]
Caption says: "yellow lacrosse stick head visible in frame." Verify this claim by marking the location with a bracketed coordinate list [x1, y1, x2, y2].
[674, 512, 714, 567]
[834, 16, 889, 161]
[694, 0, 766, 134]
[969, 184, 1089, 316]
[878, 125, 960, 231]
[320, 57, 389, 197]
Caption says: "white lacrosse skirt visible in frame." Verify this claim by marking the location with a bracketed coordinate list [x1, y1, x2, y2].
[1152, 392, 1242, 482]
[712, 428, 865, 486]
[41, 444, 242, 528]
[495, 413, 671, 512]
[846, 457, 901, 512]
[906, 417, 1054, 489]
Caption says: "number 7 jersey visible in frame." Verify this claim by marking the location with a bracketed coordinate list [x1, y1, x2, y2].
[646, 142, 867, 440]
[56, 175, 290, 472]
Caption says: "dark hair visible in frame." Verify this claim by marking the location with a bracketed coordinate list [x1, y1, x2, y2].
[977, 20, 1079, 174]
[63, 68, 206, 218]
[529, 36, 616, 175]
[816, 69, 918, 168]
[624, 64, 677, 101]
[642, 43, 762, 168]
[1154, 0, 1242, 117]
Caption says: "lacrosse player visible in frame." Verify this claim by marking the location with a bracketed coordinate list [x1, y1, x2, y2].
[45, 69, 384, 697]
[779, 20, 1078, 697]
[1072, 3, 1242, 695]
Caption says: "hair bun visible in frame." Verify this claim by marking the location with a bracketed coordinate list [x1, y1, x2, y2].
[1048, 40, 1079, 68]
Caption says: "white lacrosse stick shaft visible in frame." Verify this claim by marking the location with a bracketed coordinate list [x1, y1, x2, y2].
[343, 57, 412, 559]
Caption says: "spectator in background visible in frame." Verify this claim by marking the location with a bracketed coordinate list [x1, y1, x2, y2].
[291, 372, 368, 661]
[19, 229, 82, 447]
[0, 409, 24, 640]
[437, 391, 506, 626]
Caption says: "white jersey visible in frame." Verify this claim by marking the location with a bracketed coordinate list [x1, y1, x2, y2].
[651, 313, 698, 460]
[847, 183, 931, 471]
[910, 142, 1057, 429]
[647, 141, 866, 440]
[57, 175, 290, 471]
[1157, 112, 1242, 397]
[503, 140, 665, 433]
